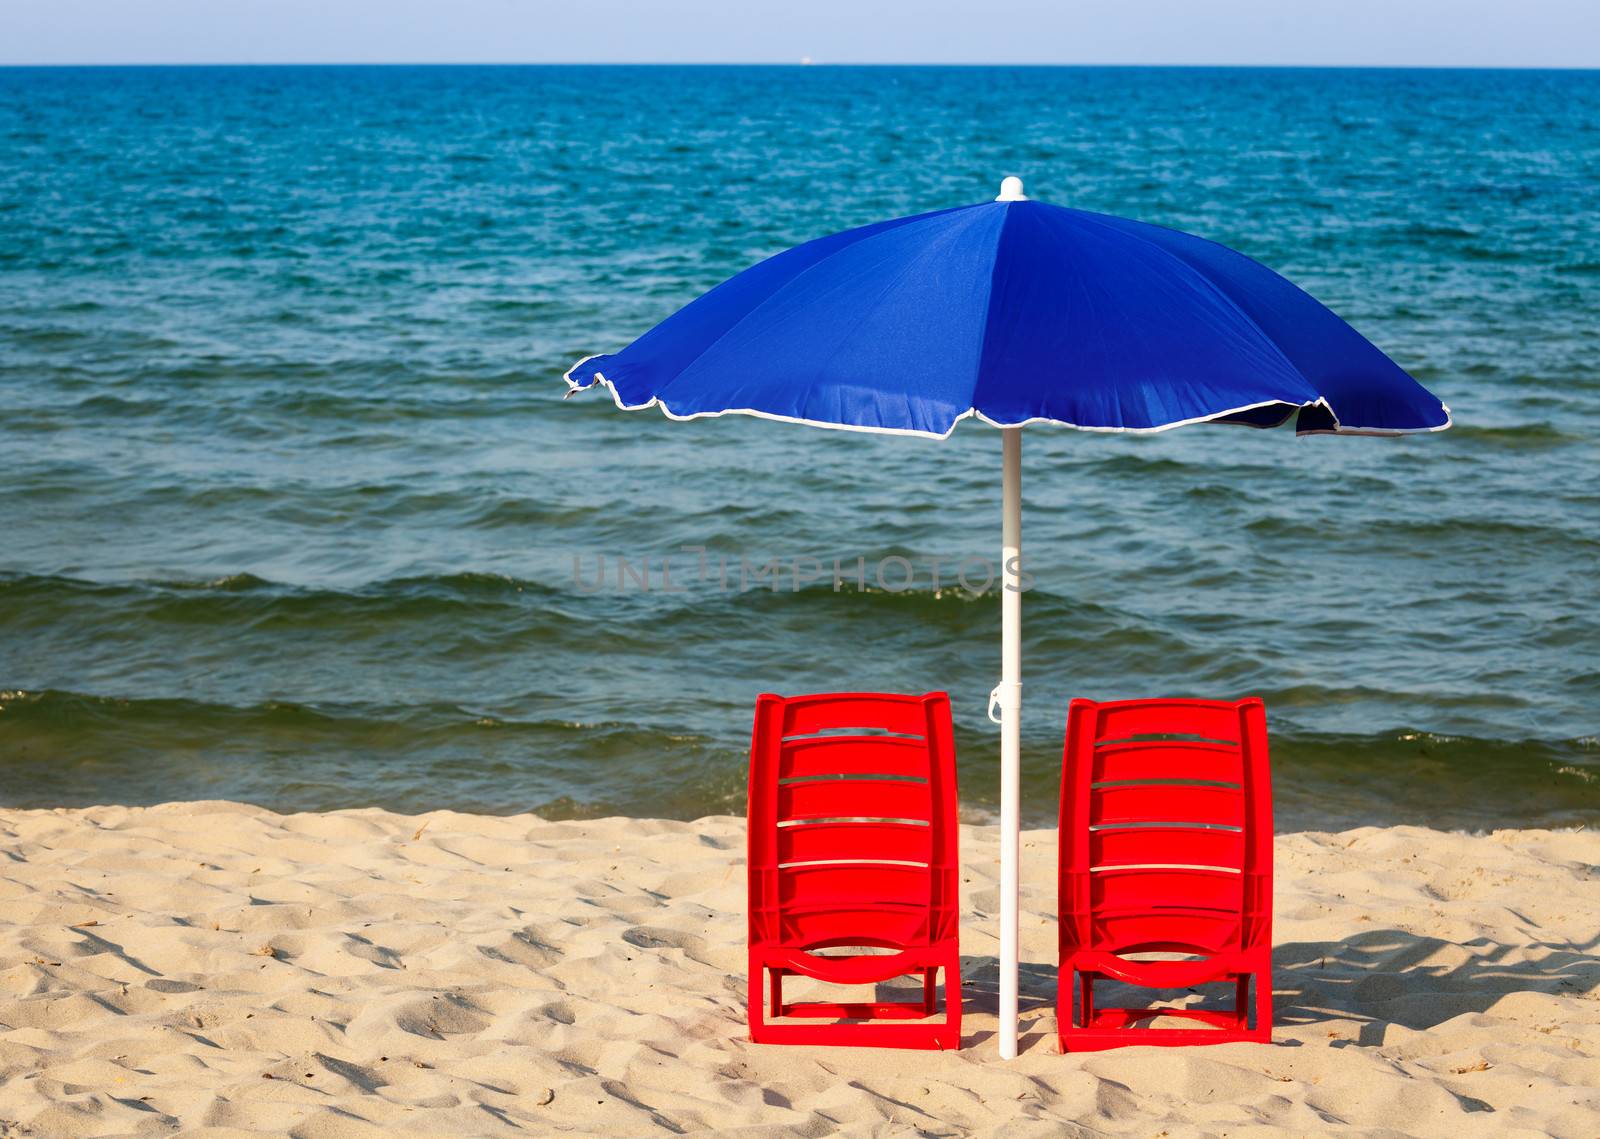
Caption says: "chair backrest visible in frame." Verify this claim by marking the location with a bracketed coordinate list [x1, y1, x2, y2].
[748, 692, 959, 952]
[1059, 697, 1272, 958]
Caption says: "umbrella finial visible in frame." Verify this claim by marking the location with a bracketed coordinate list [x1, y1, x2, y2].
[995, 176, 1027, 202]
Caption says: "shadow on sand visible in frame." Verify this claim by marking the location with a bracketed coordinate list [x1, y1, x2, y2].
[955, 926, 1600, 1053]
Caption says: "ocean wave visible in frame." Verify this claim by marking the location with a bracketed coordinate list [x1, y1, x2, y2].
[1, 687, 1594, 829]
[1445, 423, 1584, 449]
[0, 571, 567, 632]
[0, 687, 684, 740]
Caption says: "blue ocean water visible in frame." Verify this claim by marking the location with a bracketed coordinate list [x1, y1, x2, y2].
[1, 65, 1596, 828]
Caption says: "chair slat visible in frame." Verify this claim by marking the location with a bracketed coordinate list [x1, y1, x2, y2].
[1091, 824, 1245, 870]
[1090, 867, 1241, 914]
[780, 694, 930, 738]
[1092, 741, 1243, 785]
[779, 863, 931, 910]
[778, 777, 931, 823]
[780, 735, 932, 780]
[778, 821, 932, 866]
[780, 908, 930, 949]
[1092, 699, 1242, 743]
[1090, 784, 1244, 829]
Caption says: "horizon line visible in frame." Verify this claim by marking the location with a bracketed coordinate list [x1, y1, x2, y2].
[2, 60, 1598, 72]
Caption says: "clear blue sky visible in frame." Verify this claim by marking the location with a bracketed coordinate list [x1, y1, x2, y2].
[7, 0, 1599, 68]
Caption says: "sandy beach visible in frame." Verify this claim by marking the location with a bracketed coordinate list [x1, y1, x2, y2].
[0, 804, 1593, 1137]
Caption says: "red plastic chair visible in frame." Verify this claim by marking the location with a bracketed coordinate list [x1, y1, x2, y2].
[748, 691, 961, 1049]
[1058, 697, 1273, 1051]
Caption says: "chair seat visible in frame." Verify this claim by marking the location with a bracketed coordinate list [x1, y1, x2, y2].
[1069, 949, 1252, 989]
[763, 945, 941, 985]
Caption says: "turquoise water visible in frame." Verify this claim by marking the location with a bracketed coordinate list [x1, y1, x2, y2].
[1, 65, 1597, 829]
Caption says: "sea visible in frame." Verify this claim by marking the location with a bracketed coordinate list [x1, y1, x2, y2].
[1, 65, 1596, 830]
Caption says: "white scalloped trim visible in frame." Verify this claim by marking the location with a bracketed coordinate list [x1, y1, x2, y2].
[563, 359, 1451, 439]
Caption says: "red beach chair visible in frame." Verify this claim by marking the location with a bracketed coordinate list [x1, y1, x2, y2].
[748, 692, 962, 1049]
[1058, 697, 1273, 1051]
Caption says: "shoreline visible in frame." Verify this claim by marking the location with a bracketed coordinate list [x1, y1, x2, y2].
[1, 801, 1596, 1135]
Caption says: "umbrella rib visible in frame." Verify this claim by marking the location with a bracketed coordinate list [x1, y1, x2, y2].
[968, 202, 1021, 421]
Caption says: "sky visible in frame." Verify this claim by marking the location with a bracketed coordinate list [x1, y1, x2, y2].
[6, 0, 1600, 69]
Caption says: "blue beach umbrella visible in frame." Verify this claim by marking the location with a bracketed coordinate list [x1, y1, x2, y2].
[564, 177, 1450, 1057]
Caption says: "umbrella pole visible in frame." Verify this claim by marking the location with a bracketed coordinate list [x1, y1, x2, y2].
[998, 426, 1023, 1059]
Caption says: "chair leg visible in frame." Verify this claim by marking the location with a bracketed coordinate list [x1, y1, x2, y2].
[1236, 975, 1250, 1030]
[1254, 970, 1272, 1041]
[770, 968, 784, 1018]
[748, 954, 765, 1041]
[1079, 972, 1094, 1028]
[923, 968, 937, 1015]
[941, 951, 962, 1048]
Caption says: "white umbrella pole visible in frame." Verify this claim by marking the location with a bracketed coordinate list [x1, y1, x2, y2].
[997, 426, 1023, 1058]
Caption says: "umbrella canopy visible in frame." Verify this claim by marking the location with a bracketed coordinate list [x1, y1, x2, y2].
[563, 178, 1450, 1059]
[565, 178, 1450, 437]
